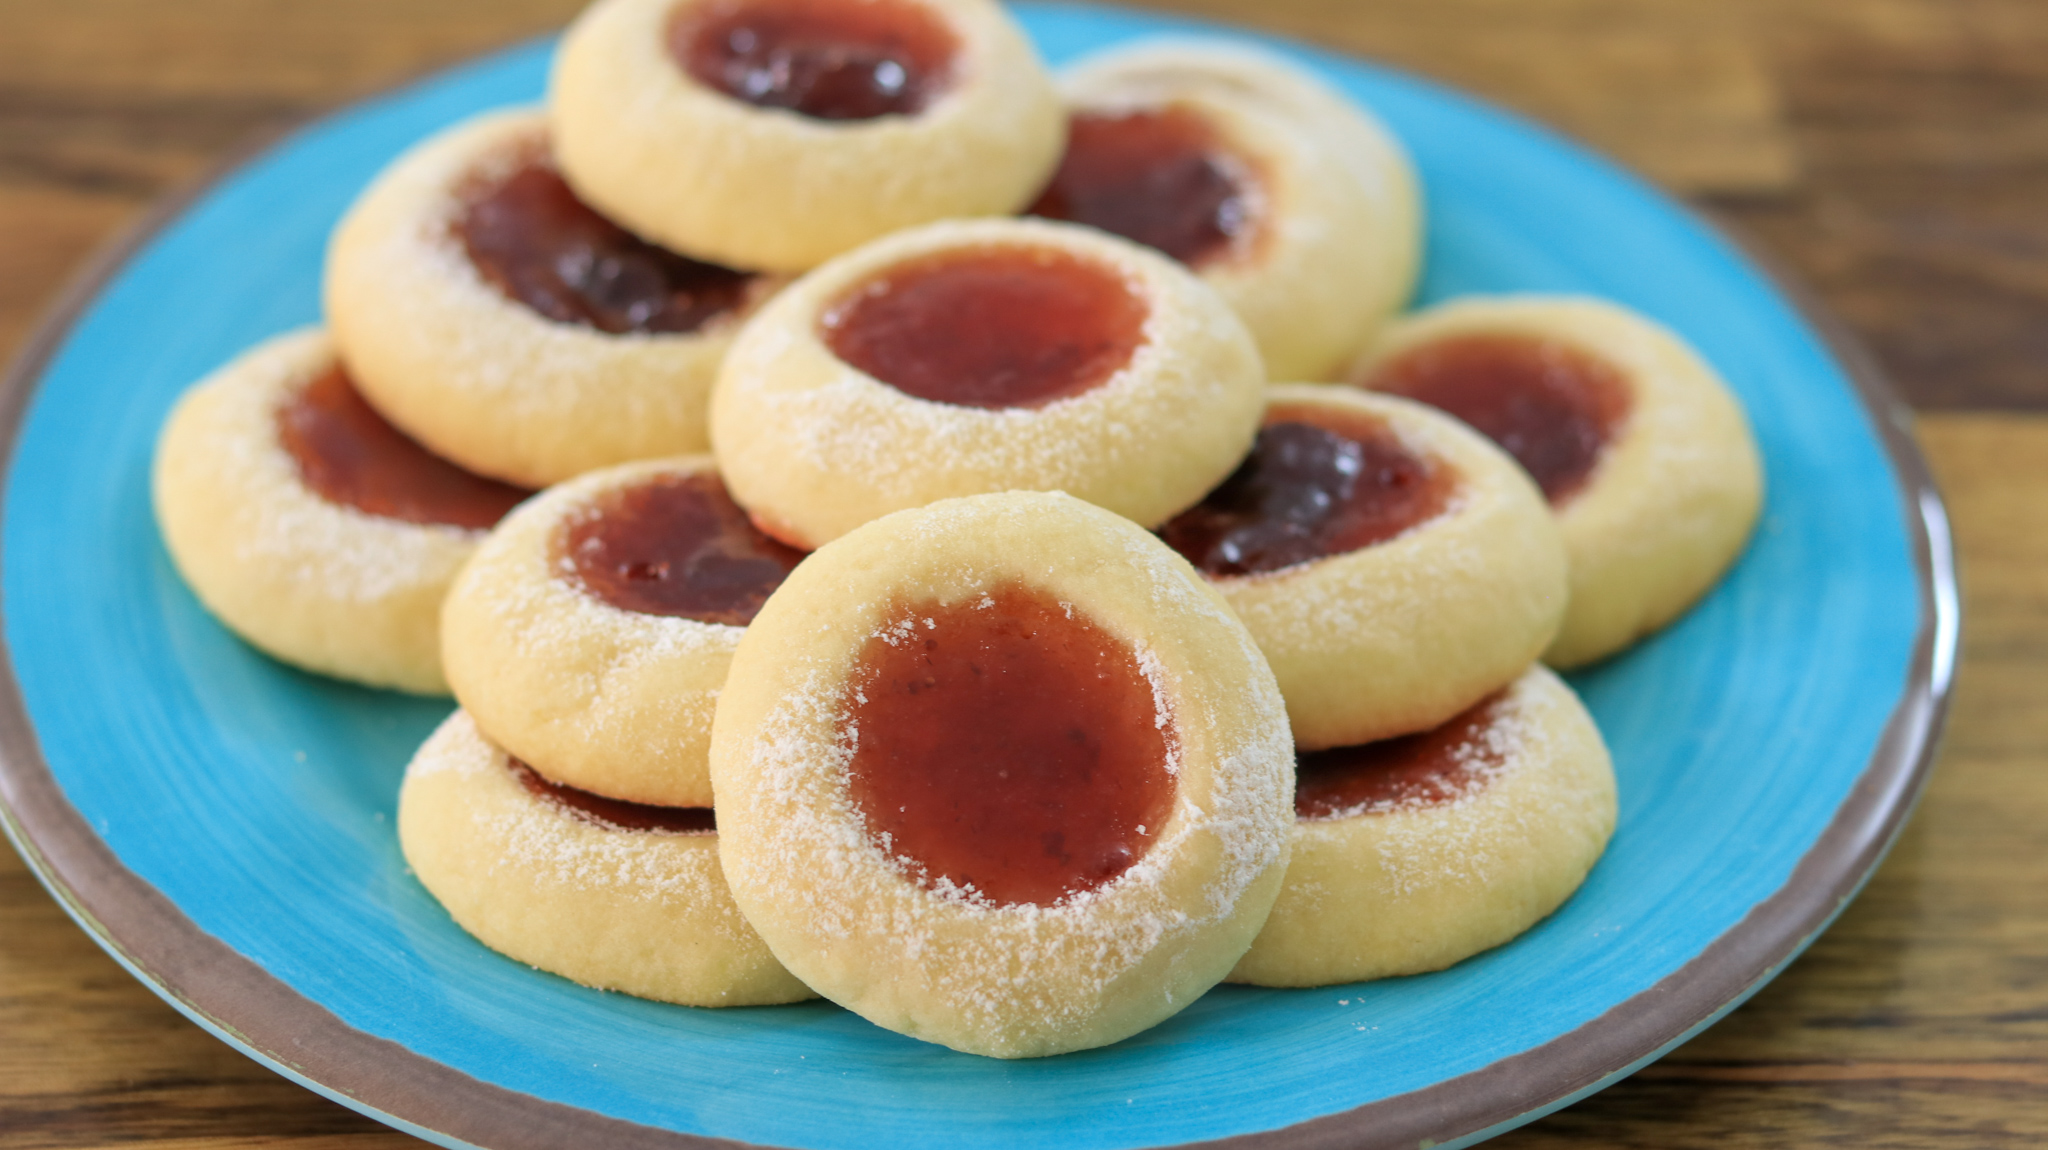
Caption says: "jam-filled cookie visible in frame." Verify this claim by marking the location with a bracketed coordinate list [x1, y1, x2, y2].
[325, 107, 775, 489]
[711, 217, 1265, 549]
[153, 328, 529, 694]
[709, 491, 1293, 1057]
[550, 0, 1065, 273]
[1348, 296, 1764, 667]
[1160, 386, 1565, 750]
[399, 710, 815, 1007]
[1035, 39, 1420, 381]
[441, 456, 803, 808]
[1230, 665, 1615, 987]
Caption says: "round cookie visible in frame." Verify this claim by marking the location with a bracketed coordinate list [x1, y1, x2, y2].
[1347, 295, 1764, 667]
[1160, 385, 1566, 750]
[709, 491, 1294, 1058]
[325, 107, 778, 489]
[1038, 38, 1421, 380]
[1230, 665, 1616, 987]
[550, 0, 1066, 273]
[441, 456, 804, 808]
[399, 710, 815, 1007]
[153, 328, 529, 694]
[711, 217, 1266, 549]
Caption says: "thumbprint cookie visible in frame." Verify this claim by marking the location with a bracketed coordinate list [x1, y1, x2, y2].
[709, 492, 1293, 1057]
[1037, 38, 1421, 380]
[325, 108, 776, 489]
[153, 328, 529, 694]
[1160, 386, 1566, 749]
[1349, 296, 1764, 667]
[551, 0, 1066, 272]
[441, 456, 804, 808]
[1231, 665, 1616, 987]
[711, 217, 1265, 549]
[399, 710, 815, 1007]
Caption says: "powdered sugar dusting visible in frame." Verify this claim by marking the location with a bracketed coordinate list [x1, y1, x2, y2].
[199, 333, 482, 603]
[718, 494, 1293, 1051]
[714, 218, 1263, 540]
[1322, 705, 1528, 824]
[1335, 675, 1565, 897]
[408, 712, 734, 914]
[444, 461, 739, 766]
[328, 108, 767, 488]
[478, 788, 728, 910]
[1132, 645, 1182, 779]
[394, 127, 700, 417]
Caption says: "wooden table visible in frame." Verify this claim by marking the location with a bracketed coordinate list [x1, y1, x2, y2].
[2, 1, 2043, 1146]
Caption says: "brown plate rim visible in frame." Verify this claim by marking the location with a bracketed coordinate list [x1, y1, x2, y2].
[0, 27, 1958, 1150]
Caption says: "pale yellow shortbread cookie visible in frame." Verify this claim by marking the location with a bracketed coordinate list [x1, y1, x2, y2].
[325, 107, 775, 489]
[1054, 38, 1421, 380]
[710, 492, 1294, 1057]
[550, 0, 1065, 273]
[711, 217, 1265, 549]
[399, 710, 815, 1007]
[1231, 665, 1616, 987]
[442, 456, 797, 808]
[153, 328, 501, 695]
[1349, 296, 1764, 667]
[1174, 386, 1566, 750]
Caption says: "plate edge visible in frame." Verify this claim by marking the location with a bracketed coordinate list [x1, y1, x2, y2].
[1167, 209, 1962, 1150]
[0, 39, 780, 1150]
[0, 18, 1961, 1150]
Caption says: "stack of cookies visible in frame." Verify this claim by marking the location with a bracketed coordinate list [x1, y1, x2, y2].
[152, 0, 1763, 1059]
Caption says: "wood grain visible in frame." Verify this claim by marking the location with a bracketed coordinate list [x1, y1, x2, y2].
[5, 0, 2046, 409]
[1492, 413, 2048, 1148]
[2, 1, 2045, 1147]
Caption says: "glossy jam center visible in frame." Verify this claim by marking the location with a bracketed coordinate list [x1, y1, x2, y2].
[457, 162, 751, 335]
[842, 585, 1177, 906]
[511, 759, 717, 834]
[822, 246, 1149, 409]
[672, 0, 957, 121]
[1028, 107, 1254, 268]
[1294, 692, 1512, 820]
[1363, 334, 1632, 504]
[564, 472, 805, 625]
[1160, 405, 1455, 577]
[276, 366, 530, 530]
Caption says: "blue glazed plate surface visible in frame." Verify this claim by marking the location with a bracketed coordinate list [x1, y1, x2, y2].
[2, 4, 1925, 1148]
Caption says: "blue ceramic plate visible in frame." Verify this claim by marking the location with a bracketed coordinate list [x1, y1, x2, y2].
[0, 4, 1954, 1149]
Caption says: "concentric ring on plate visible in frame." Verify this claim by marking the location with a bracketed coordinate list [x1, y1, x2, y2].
[6, 9, 1949, 1149]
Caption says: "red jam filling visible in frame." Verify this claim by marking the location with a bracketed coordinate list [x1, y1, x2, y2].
[1160, 405, 1455, 577]
[1294, 692, 1511, 820]
[1363, 334, 1632, 505]
[1028, 107, 1255, 268]
[457, 162, 752, 335]
[671, 0, 958, 121]
[821, 245, 1149, 409]
[842, 585, 1177, 907]
[276, 366, 530, 530]
[563, 472, 805, 626]
[510, 759, 717, 834]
